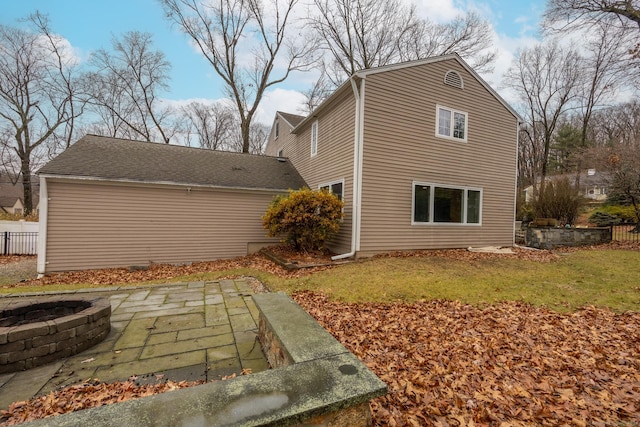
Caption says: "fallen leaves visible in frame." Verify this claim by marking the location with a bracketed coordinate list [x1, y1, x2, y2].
[293, 291, 640, 427]
[0, 379, 202, 426]
[5, 243, 639, 290]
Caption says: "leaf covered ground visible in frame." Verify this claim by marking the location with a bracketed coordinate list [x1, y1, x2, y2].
[1, 243, 639, 425]
[294, 291, 640, 426]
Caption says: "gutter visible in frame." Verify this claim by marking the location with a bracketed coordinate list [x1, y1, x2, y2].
[332, 76, 365, 261]
[36, 175, 48, 277]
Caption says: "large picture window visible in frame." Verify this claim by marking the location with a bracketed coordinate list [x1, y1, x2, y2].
[413, 182, 481, 225]
[436, 105, 467, 142]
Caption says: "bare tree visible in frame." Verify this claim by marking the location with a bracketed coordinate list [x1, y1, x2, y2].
[517, 123, 547, 194]
[87, 31, 175, 143]
[308, 0, 496, 89]
[299, 63, 333, 114]
[160, 0, 315, 153]
[0, 14, 83, 214]
[503, 41, 581, 187]
[402, 11, 496, 73]
[571, 23, 633, 185]
[181, 101, 235, 150]
[309, 0, 420, 85]
[543, 0, 640, 31]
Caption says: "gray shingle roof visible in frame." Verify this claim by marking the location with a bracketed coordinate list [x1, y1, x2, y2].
[0, 178, 39, 208]
[277, 111, 306, 127]
[38, 135, 307, 191]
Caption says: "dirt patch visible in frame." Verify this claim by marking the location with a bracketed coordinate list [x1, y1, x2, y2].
[0, 256, 36, 286]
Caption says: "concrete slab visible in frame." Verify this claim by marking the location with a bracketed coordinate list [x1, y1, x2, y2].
[0, 279, 269, 410]
[0, 362, 63, 410]
[140, 333, 235, 359]
[94, 351, 207, 383]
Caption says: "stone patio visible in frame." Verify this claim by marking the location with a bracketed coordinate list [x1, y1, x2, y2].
[0, 279, 269, 410]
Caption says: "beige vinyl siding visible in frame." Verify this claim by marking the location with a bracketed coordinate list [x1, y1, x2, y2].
[358, 59, 517, 252]
[265, 116, 296, 157]
[44, 179, 281, 273]
[287, 90, 356, 254]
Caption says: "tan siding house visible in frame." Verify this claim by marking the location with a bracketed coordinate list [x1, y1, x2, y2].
[37, 136, 306, 274]
[265, 53, 521, 258]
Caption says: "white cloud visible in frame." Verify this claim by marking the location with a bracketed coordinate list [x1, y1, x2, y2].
[161, 87, 308, 127]
[413, 0, 462, 23]
[255, 88, 308, 124]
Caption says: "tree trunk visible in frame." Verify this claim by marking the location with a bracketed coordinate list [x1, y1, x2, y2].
[240, 118, 251, 154]
[21, 157, 33, 215]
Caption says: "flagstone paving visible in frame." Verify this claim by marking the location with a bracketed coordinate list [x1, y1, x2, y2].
[0, 279, 269, 410]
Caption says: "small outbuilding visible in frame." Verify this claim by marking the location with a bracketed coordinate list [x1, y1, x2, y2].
[37, 135, 306, 274]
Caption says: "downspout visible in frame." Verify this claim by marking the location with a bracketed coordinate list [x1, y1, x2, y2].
[332, 76, 365, 260]
[513, 120, 522, 246]
[36, 175, 48, 277]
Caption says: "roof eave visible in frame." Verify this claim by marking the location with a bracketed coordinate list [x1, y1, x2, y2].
[38, 174, 298, 194]
[292, 78, 355, 134]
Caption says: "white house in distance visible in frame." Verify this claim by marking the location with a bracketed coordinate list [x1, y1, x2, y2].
[523, 169, 610, 204]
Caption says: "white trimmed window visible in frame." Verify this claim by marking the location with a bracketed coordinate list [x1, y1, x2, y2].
[436, 105, 467, 142]
[319, 179, 344, 201]
[276, 148, 284, 157]
[311, 120, 318, 156]
[412, 182, 481, 225]
[275, 121, 279, 139]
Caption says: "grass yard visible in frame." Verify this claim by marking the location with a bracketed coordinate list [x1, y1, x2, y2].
[4, 247, 640, 313]
[264, 249, 640, 313]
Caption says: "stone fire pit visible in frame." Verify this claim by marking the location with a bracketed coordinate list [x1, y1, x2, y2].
[0, 296, 111, 374]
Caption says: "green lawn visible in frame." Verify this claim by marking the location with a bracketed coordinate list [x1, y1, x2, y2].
[4, 250, 639, 313]
[263, 250, 640, 313]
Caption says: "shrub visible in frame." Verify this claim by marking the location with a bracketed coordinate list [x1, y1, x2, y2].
[0, 211, 39, 222]
[588, 211, 621, 226]
[589, 205, 636, 226]
[532, 176, 584, 225]
[262, 188, 344, 252]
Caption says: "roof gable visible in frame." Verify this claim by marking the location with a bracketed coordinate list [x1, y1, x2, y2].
[293, 53, 522, 132]
[277, 111, 306, 128]
[38, 135, 307, 191]
[0, 178, 39, 208]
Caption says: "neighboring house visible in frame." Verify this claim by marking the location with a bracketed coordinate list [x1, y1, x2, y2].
[266, 53, 521, 258]
[523, 169, 609, 203]
[0, 178, 39, 215]
[36, 135, 306, 274]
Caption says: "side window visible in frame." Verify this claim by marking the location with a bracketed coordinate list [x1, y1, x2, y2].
[277, 148, 284, 157]
[275, 121, 279, 139]
[436, 105, 467, 142]
[319, 180, 344, 201]
[311, 121, 318, 156]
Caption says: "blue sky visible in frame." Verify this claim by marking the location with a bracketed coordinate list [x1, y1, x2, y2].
[1, 0, 547, 123]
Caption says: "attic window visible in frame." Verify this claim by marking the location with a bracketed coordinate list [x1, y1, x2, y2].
[444, 70, 463, 89]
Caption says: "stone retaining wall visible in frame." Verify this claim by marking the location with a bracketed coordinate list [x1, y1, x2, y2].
[526, 227, 611, 249]
[0, 297, 111, 374]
